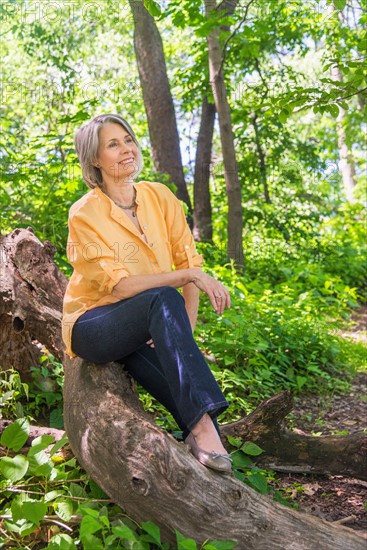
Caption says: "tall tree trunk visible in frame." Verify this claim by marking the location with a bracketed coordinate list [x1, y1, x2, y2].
[193, 97, 216, 241]
[331, 64, 357, 203]
[252, 112, 271, 204]
[128, 0, 191, 210]
[330, 3, 357, 203]
[204, 0, 244, 268]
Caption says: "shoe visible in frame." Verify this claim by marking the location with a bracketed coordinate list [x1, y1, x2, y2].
[185, 432, 232, 474]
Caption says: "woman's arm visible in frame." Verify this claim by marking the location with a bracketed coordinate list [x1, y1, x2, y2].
[182, 282, 200, 332]
[112, 268, 230, 315]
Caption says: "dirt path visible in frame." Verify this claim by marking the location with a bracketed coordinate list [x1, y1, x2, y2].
[273, 306, 367, 533]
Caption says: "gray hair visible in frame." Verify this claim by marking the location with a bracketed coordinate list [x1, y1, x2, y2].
[74, 114, 144, 189]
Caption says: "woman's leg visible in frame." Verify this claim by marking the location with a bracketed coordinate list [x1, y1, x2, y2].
[71, 287, 228, 443]
[120, 344, 221, 439]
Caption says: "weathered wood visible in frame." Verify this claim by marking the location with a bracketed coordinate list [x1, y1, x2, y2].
[1, 228, 366, 548]
[221, 393, 367, 481]
[0, 228, 67, 373]
[63, 357, 366, 548]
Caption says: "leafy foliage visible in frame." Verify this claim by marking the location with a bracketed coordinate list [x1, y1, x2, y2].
[0, 0, 366, 547]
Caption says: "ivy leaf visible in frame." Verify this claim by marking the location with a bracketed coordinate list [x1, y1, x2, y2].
[141, 521, 161, 545]
[203, 541, 237, 550]
[176, 530, 198, 549]
[79, 515, 104, 538]
[79, 533, 104, 550]
[231, 450, 253, 469]
[246, 472, 269, 494]
[0, 455, 29, 482]
[46, 533, 77, 550]
[22, 500, 48, 526]
[0, 418, 30, 451]
[226, 436, 242, 448]
[240, 442, 264, 456]
[55, 500, 74, 522]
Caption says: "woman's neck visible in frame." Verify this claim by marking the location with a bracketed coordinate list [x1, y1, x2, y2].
[102, 179, 135, 205]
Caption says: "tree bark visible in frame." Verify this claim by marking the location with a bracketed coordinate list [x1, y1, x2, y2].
[221, 392, 367, 481]
[330, 3, 357, 203]
[252, 112, 271, 204]
[204, 0, 244, 268]
[1, 228, 366, 548]
[193, 96, 216, 242]
[0, 228, 67, 374]
[128, 0, 191, 211]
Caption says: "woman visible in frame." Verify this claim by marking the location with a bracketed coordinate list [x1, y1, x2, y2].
[62, 113, 232, 473]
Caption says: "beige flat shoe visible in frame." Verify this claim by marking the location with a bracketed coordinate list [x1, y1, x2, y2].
[185, 432, 232, 474]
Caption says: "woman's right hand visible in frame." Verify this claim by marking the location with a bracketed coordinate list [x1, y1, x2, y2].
[190, 270, 231, 315]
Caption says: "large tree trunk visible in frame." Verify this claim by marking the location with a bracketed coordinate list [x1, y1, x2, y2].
[0, 228, 67, 374]
[1, 228, 366, 548]
[128, 0, 191, 211]
[204, 0, 244, 268]
[193, 96, 216, 242]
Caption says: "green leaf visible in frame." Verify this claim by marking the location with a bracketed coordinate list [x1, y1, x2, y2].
[0, 418, 30, 451]
[203, 541, 237, 550]
[80, 515, 104, 538]
[278, 109, 290, 123]
[144, 0, 161, 17]
[31, 434, 55, 451]
[22, 500, 48, 526]
[112, 524, 137, 541]
[247, 472, 269, 494]
[176, 530, 198, 549]
[80, 533, 104, 550]
[55, 500, 74, 522]
[240, 442, 264, 456]
[50, 408, 64, 429]
[328, 104, 340, 118]
[231, 450, 253, 469]
[296, 376, 307, 389]
[141, 521, 161, 544]
[0, 455, 29, 482]
[333, 0, 346, 10]
[49, 435, 68, 456]
[226, 436, 242, 448]
[46, 533, 77, 550]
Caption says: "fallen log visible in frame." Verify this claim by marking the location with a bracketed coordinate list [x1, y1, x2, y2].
[221, 393, 367, 481]
[1, 227, 366, 548]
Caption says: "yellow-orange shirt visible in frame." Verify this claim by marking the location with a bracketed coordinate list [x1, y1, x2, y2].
[62, 181, 203, 357]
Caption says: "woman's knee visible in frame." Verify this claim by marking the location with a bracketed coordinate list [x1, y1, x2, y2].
[155, 285, 183, 302]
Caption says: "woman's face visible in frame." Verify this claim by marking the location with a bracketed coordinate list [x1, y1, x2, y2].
[96, 123, 139, 182]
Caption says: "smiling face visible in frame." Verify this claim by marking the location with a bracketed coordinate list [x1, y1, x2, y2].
[96, 123, 139, 183]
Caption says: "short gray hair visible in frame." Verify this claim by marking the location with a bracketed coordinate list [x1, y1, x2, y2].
[74, 114, 144, 189]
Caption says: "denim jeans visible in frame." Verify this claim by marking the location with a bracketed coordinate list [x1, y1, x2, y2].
[71, 286, 228, 438]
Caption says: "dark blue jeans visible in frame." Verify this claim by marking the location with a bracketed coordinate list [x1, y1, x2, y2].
[71, 286, 228, 438]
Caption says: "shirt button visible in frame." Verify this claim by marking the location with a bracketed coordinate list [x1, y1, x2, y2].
[143, 225, 148, 230]
[153, 261, 158, 266]
[150, 243, 154, 247]
[185, 245, 189, 249]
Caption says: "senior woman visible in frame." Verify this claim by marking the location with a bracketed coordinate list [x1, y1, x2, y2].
[62, 113, 232, 473]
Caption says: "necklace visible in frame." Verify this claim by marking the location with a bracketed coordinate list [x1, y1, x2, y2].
[111, 190, 137, 216]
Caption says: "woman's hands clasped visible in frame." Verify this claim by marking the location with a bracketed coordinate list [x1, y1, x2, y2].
[190, 270, 231, 315]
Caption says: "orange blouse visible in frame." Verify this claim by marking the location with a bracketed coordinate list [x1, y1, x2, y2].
[62, 181, 203, 357]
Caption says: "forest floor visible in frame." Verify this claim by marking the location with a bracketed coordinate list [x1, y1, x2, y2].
[272, 305, 367, 533]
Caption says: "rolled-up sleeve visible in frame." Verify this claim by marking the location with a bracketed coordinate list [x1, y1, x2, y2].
[67, 214, 129, 293]
[166, 193, 203, 270]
